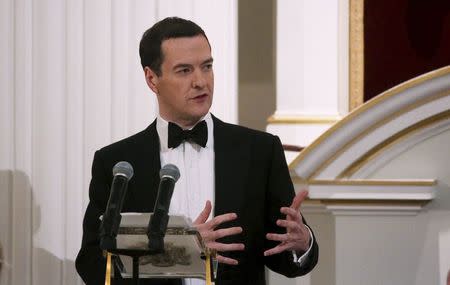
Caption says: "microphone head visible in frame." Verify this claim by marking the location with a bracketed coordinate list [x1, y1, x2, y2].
[160, 164, 180, 182]
[113, 161, 134, 179]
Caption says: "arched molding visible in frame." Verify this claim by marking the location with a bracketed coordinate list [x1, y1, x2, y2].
[291, 66, 450, 213]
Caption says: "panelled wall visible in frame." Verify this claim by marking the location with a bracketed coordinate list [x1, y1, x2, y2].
[0, 1, 237, 284]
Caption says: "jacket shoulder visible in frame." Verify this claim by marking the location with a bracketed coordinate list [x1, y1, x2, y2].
[212, 115, 277, 142]
[97, 123, 156, 155]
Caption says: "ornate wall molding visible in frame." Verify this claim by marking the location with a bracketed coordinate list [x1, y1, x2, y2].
[349, 0, 364, 111]
[291, 66, 450, 178]
[290, 67, 450, 213]
[267, 115, 342, 125]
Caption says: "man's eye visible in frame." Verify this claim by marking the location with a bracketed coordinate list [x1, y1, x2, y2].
[203, 64, 213, 70]
[178, 68, 190, 74]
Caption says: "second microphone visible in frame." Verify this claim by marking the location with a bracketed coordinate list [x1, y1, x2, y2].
[147, 164, 180, 253]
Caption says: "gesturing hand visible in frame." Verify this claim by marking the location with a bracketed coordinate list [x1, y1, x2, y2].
[264, 190, 311, 256]
[193, 200, 245, 265]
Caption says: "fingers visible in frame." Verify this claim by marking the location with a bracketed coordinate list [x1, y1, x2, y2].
[290, 190, 308, 210]
[216, 254, 239, 265]
[193, 200, 212, 225]
[265, 233, 289, 242]
[203, 226, 243, 240]
[280, 207, 301, 221]
[263, 243, 290, 257]
[207, 212, 238, 228]
[266, 231, 306, 242]
[266, 229, 310, 253]
[194, 207, 245, 263]
[263, 190, 310, 257]
[194, 203, 238, 230]
[276, 219, 300, 230]
[208, 241, 245, 252]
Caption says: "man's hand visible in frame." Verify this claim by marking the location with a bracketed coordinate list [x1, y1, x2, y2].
[264, 190, 310, 256]
[193, 200, 245, 265]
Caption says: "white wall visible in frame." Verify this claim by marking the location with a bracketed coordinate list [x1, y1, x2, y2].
[370, 129, 450, 285]
[0, 1, 237, 284]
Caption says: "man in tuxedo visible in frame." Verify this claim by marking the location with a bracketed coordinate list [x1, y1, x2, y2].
[76, 17, 318, 284]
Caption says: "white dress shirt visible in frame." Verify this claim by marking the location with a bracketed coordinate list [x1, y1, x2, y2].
[157, 113, 215, 221]
[156, 113, 313, 284]
[157, 113, 214, 285]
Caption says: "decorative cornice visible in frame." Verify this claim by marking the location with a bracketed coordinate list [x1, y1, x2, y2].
[292, 179, 436, 215]
[307, 179, 436, 186]
[300, 198, 428, 215]
[267, 115, 341, 124]
[324, 203, 425, 216]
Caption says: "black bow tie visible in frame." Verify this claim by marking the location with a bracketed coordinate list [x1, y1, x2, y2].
[168, 121, 208, 148]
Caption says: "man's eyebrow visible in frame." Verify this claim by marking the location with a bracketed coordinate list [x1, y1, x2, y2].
[202, 58, 214, 65]
[173, 63, 192, 70]
[173, 58, 214, 70]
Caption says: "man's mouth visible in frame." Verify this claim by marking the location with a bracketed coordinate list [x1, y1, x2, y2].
[192, 94, 208, 100]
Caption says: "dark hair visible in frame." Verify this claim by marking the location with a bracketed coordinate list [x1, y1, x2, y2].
[139, 17, 210, 76]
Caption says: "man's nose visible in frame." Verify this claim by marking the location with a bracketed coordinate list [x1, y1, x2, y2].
[192, 70, 206, 89]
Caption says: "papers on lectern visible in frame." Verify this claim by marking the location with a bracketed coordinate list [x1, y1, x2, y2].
[112, 213, 208, 279]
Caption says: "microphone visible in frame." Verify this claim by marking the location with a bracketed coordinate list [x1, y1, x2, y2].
[147, 164, 180, 253]
[100, 161, 134, 250]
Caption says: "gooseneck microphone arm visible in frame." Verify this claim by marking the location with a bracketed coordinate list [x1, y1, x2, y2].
[99, 161, 134, 250]
[147, 164, 180, 253]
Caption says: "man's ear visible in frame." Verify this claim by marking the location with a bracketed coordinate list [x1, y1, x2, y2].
[144, 67, 159, 94]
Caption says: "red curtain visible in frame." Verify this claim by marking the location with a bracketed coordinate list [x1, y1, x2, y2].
[364, 0, 450, 101]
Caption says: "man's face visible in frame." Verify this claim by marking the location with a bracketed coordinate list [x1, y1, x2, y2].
[145, 35, 214, 127]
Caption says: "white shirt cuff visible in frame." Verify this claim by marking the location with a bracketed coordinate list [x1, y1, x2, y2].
[292, 224, 314, 266]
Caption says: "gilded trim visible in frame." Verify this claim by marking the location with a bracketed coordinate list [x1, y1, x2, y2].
[307, 179, 436, 186]
[304, 90, 450, 178]
[267, 115, 341, 124]
[340, 110, 450, 178]
[289, 66, 450, 172]
[302, 199, 429, 211]
[349, 0, 365, 111]
[320, 199, 428, 207]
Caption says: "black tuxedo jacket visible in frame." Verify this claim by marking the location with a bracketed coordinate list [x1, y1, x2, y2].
[76, 115, 318, 285]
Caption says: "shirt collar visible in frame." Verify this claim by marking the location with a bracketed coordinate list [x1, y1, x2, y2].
[156, 112, 214, 152]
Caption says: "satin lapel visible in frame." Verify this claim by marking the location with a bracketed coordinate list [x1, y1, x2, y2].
[212, 115, 249, 219]
[128, 120, 161, 211]
[145, 120, 162, 207]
